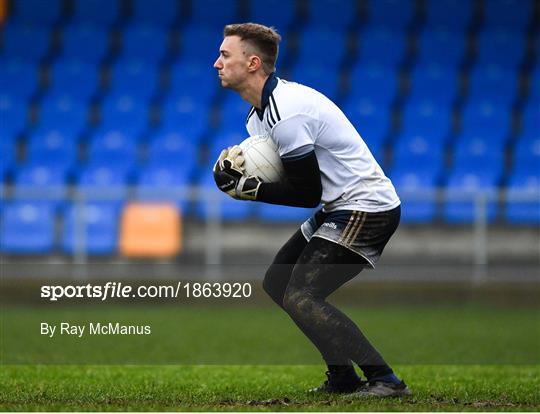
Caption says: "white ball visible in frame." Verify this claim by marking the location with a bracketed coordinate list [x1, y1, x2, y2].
[239, 134, 285, 183]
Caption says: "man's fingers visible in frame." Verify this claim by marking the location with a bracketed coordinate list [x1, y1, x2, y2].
[234, 155, 245, 168]
[228, 145, 242, 159]
[218, 148, 229, 162]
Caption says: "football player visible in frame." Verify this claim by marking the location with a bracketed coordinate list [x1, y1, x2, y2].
[213, 23, 410, 397]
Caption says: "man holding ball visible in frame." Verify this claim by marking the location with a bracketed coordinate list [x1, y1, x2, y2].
[212, 23, 409, 397]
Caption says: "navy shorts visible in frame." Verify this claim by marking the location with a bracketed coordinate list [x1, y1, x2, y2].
[300, 205, 401, 268]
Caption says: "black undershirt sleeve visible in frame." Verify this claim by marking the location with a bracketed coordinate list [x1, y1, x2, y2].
[256, 150, 322, 208]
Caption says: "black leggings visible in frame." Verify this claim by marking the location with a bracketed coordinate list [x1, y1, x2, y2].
[263, 231, 390, 373]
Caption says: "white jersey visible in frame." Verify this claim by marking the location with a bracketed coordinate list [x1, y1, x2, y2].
[246, 75, 400, 213]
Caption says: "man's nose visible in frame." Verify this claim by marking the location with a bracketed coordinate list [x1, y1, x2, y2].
[213, 58, 222, 69]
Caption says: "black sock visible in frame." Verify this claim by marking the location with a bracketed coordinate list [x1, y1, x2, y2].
[360, 365, 394, 381]
[328, 364, 362, 384]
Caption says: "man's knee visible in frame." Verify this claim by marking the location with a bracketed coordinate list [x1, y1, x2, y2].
[282, 285, 314, 318]
[263, 265, 286, 306]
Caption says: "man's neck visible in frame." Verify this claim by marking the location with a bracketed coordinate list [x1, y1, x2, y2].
[238, 74, 269, 109]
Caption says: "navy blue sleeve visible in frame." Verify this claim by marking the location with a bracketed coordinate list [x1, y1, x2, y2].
[256, 150, 322, 208]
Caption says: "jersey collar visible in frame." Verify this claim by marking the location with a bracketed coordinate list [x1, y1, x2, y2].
[256, 72, 278, 120]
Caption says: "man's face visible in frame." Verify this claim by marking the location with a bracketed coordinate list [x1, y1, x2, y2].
[214, 35, 250, 90]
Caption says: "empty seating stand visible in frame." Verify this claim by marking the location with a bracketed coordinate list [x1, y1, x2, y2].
[0, 0, 537, 257]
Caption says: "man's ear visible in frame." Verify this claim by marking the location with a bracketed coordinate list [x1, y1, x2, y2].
[247, 55, 263, 72]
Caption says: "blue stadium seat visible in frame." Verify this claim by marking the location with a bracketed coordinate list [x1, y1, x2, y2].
[443, 169, 500, 223]
[0, 58, 39, 100]
[10, 0, 62, 26]
[208, 128, 249, 164]
[408, 63, 458, 106]
[401, 100, 452, 142]
[391, 139, 442, 221]
[460, 100, 511, 139]
[424, 0, 473, 29]
[195, 169, 252, 221]
[527, 67, 540, 104]
[2, 23, 50, 61]
[160, 94, 210, 139]
[289, 63, 339, 101]
[257, 204, 316, 222]
[136, 165, 192, 210]
[521, 101, 539, 137]
[61, 23, 109, 63]
[342, 99, 390, 160]
[476, 28, 525, 68]
[390, 167, 439, 223]
[392, 134, 445, 174]
[468, 64, 518, 105]
[297, 28, 347, 67]
[146, 130, 198, 166]
[62, 202, 120, 255]
[188, 0, 239, 26]
[49, 59, 99, 100]
[505, 167, 540, 224]
[248, 0, 296, 31]
[0, 94, 28, 137]
[168, 60, 217, 102]
[483, 0, 533, 30]
[306, 0, 356, 29]
[276, 32, 291, 65]
[0, 138, 16, 182]
[100, 93, 149, 137]
[87, 130, 138, 164]
[109, 59, 159, 99]
[452, 134, 505, 172]
[71, 0, 121, 26]
[416, 27, 466, 67]
[13, 162, 69, 210]
[365, 0, 415, 29]
[120, 23, 168, 63]
[0, 201, 56, 254]
[76, 160, 132, 200]
[179, 26, 223, 63]
[131, 0, 179, 26]
[218, 93, 253, 134]
[348, 64, 397, 106]
[513, 135, 540, 170]
[358, 26, 406, 67]
[26, 128, 78, 168]
[39, 94, 88, 136]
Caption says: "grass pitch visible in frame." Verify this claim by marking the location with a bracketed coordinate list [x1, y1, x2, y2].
[1, 365, 539, 411]
[1, 298, 539, 411]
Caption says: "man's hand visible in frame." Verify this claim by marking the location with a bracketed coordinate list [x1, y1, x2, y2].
[213, 146, 262, 200]
[236, 175, 262, 200]
[213, 146, 245, 175]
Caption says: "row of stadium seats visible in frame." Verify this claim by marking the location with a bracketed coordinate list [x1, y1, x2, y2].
[2, 86, 538, 140]
[3, 120, 537, 179]
[0, 190, 538, 255]
[3, 23, 538, 68]
[3, 44, 539, 106]
[2, 61, 538, 121]
[2, 92, 538, 168]
[6, 0, 538, 30]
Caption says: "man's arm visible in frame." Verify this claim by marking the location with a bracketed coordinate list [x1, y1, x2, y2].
[256, 150, 322, 208]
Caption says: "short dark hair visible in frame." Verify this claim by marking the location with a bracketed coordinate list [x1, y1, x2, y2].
[223, 23, 281, 75]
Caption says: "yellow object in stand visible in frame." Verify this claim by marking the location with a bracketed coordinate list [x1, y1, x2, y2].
[0, 0, 8, 24]
[120, 203, 182, 258]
